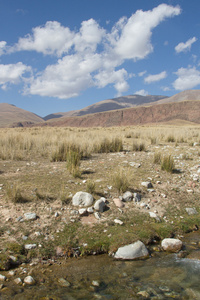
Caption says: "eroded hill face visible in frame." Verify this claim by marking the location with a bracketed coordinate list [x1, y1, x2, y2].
[40, 100, 200, 128]
[0, 103, 44, 127]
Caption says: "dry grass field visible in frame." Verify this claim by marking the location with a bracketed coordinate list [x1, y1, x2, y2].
[0, 124, 200, 264]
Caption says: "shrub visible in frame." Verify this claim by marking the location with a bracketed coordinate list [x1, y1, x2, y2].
[112, 169, 129, 194]
[153, 152, 162, 164]
[94, 137, 123, 153]
[6, 184, 28, 203]
[161, 155, 175, 173]
[132, 142, 146, 152]
[86, 180, 96, 194]
[166, 135, 175, 143]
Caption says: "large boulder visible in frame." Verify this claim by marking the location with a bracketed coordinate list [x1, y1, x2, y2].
[72, 192, 94, 207]
[161, 238, 182, 252]
[114, 241, 149, 260]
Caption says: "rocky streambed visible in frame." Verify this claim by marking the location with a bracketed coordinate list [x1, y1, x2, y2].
[0, 231, 200, 299]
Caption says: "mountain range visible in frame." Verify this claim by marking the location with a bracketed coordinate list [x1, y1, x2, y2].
[0, 89, 200, 128]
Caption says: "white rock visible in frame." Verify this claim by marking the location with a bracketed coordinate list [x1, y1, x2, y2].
[185, 208, 197, 215]
[149, 212, 161, 222]
[79, 208, 87, 216]
[114, 219, 123, 225]
[24, 212, 37, 220]
[87, 207, 94, 214]
[122, 191, 133, 202]
[114, 241, 149, 260]
[25, 244, 37, 250]
[24, 276, 35, 285]
[161, 238, 182, 252]
[94, 199, 106, 212]
[0, 274, 6, 281]
[94, 212, 101, 220]
[92, 280, 100, 287]
[14, 278, 22, 285]
[72, 192, 94, 207]
[141, 182, 153, 188]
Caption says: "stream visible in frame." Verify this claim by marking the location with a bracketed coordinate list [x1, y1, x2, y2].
[1, 232, 200, 299]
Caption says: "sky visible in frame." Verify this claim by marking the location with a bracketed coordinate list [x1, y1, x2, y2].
[0, 0, 200, 117]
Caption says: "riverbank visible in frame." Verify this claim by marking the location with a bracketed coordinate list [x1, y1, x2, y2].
[0, 125, 200, 298]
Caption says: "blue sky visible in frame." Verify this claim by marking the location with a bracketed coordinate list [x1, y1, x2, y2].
[0, 0, 200, 117]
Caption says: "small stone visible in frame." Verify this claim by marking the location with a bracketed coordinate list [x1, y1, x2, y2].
[134, 193, 141, 202]
[0, 274, 6, 281]
[149, 212, 161, 222]
[58, 278, 71, 287]
[25, 244, 37, 250]
[24, 276, 35, 285]
[114, 219, 123, 225]
[14, 278, 22, 285]
[54, 212, 59, 218]
[113, 198, 124, 208]
[94, 212, 101, 220]
[24, 213, 37, 221]
[161, 238, 183, 252]
[87, 207, 94, 214]
[8, 270, 16, 276]
[94, 199, 106, 212]
[92, 280, 100, 287]
[79, 208, 87, 216]
[141, 182, 153, 188]
[137, 291, 150, 298]
[185, 208, 197, 215]
[122, 191, 133, 202]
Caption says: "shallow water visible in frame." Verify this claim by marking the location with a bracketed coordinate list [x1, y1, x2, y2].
[1, 233, 200, 299]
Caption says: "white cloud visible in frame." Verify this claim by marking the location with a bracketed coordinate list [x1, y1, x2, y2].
[0, 41, 7, 56]
[110, 4, 181, 60]
[135, 89, 148, 96]
[175, 37, 197, 53]
[13, 21, 75, 56]
[144, 71, 167, 84]
[173, 66, 200, 90]
[5, 4, 181, 99]
[0, 62, 31, 89]
[138, 71, 147, 77]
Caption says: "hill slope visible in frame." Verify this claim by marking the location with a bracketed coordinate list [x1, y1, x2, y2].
[40, 100, 200, 128]
[44, 94, 168, 120]
[0, 103, 44, 127]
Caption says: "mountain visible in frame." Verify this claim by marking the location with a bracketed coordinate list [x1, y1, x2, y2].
[0, 103, 44, 127]
[41, 100, 200, 128]
[43, 94, 168, 120]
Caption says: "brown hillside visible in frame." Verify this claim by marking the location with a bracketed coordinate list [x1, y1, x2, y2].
[0, 103, 44, 127]
[38, 100, 200, 128]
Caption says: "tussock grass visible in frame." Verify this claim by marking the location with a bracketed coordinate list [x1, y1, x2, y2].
[6, 184, 29, 203]
[111, 168, 130, 194]
[161, 155, 175, 173]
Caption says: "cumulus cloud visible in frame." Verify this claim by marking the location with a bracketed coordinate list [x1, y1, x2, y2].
[173, 66, 200, 90]
[0, 62, 31, 90]
[5, 4, 181, 98]
[175, 37, 197, 53]
[109, 4, 181, 61]
[135, 89, 149, 96]
[144, 71, 167, 84]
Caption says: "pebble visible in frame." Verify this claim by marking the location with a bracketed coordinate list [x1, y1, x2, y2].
[94, 212, 101, 220]
[0, 275, 6, 281]
[24, 276, 35, 285]
[58, 278, 71, 287]
[92, 280, 100, 287]
[14, 278, 22, 285]
[114, 219, 123, 225]
[25, 244, 37, 250]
